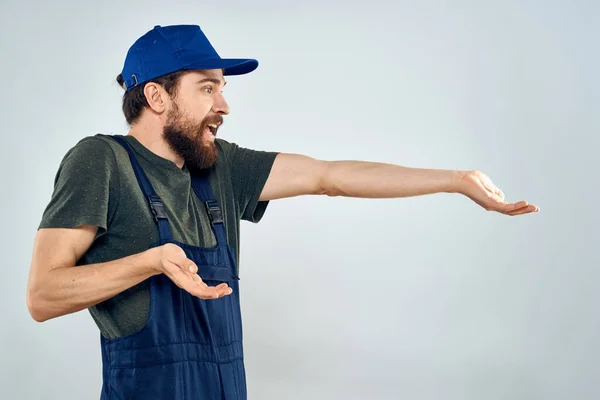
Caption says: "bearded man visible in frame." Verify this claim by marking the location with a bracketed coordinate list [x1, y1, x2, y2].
[26, 24, 538, 400]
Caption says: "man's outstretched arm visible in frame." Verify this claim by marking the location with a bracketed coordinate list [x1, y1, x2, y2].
[259, 153, 539, 216]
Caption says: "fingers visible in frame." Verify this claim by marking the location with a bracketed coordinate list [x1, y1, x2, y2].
[506, 203, 539, 216]
[169, 248, 200, 278]
[489, 199, 539, 215]
[162, 260, 233, 300]
[195, 284, 234, 299]
[186, 280, 233, 299]
[505, 200, 528, 211]
[184, 258, 198, 275]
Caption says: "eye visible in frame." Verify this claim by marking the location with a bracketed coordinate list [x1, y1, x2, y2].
[203, 86, 213, 94]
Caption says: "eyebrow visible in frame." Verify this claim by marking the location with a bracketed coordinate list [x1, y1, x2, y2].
[197, 78, 227, 87]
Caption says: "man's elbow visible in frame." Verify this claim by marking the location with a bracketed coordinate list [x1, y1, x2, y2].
[320, 161, 346, 197]
[26, 287, 50, 323]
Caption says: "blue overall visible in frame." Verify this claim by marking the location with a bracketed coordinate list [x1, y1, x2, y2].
[100, 135, 246, 399]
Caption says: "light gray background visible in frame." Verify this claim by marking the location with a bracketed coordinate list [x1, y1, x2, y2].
[1, 0, 597, 399]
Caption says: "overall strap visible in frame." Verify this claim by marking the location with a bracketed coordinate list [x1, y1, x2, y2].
[190, 172, 228, 246]
[110, 135, 174, 242]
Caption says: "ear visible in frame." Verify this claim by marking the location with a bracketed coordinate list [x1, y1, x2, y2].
[143, 82, 167, 113]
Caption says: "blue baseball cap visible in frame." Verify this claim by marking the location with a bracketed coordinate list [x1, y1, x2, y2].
[120, 24, 259, 91]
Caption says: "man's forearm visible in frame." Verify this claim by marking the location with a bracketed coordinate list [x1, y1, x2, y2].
[27, 249, 160, 322]
[323, 160, 463, 198]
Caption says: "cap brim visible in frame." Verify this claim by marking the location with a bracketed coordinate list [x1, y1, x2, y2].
[222, 58, 259, 75]
[183, 58, 259, 76]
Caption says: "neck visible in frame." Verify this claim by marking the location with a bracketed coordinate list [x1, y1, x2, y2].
[128, 120, 185, 169]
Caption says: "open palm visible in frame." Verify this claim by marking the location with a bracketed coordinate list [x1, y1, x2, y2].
[458, 171, 539, 216]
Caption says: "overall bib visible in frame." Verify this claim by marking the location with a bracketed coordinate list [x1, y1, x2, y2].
[100, 135, 246, 399]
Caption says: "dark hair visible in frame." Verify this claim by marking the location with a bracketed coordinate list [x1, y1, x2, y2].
[116, 70, 188, 125]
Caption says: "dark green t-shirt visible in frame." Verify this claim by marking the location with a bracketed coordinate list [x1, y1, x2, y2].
[38, 134, 278, 339]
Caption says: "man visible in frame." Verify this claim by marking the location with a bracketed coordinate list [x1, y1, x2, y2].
[26, 24, 538, 399]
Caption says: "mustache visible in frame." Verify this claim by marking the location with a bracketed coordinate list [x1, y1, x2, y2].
[203, 114, 224, 128]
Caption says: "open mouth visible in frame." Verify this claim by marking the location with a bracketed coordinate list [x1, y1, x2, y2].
[207, 124, 218, 136]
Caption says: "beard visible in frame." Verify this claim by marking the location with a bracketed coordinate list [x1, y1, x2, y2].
[162, 103, 222, 173]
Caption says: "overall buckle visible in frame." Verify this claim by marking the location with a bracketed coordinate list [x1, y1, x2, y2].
[205, 200, 224, 226]
[148, 195, 168, 223]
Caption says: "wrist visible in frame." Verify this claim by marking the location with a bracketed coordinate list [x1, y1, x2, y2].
[448, 170, 468, 194]
[143, 247, 164, 276]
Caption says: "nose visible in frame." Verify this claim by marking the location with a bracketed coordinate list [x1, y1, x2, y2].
[212, 92, 230, 115]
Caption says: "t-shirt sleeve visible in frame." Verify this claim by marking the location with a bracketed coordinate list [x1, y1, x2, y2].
[38, 136, 120, 237]
[217, 139, 279, 223]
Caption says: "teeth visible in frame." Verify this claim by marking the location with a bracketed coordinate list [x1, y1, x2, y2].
[206, 124, 217, 136]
